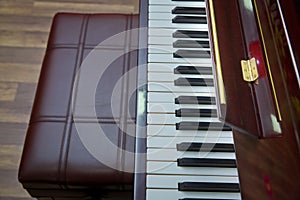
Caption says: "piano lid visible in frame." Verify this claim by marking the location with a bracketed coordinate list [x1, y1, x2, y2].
[207, 0, 300, 138]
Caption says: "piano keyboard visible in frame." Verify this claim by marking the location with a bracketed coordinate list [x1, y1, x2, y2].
[146, 0, 242, 199]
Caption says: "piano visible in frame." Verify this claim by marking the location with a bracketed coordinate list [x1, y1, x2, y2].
[134, 0, 300, 199]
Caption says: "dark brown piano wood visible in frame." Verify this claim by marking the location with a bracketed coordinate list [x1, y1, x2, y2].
[207, 0, 300, 199]
[207, 0, 300, 139]
[207, 0, 262, 137]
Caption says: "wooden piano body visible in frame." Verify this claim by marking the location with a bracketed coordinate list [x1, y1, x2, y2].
[207, 0, 300, 199]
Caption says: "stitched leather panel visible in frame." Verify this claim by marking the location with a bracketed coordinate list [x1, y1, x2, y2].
[19, 13, 139, 193]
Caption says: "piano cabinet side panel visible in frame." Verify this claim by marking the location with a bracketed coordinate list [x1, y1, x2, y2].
[278, 0, 300, 78]
[209, 0, 300, 199]
[234, 128, 300, 200]
[276, 0, 300, 152]
[235, 1, 300, 198]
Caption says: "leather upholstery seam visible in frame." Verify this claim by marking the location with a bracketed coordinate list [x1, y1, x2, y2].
[47, 44, 128, 50]
[57, 15, 89, 190]
[29, 116, 121, 124]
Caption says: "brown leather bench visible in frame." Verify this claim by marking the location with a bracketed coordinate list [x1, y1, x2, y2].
[18, 13, 139, 199]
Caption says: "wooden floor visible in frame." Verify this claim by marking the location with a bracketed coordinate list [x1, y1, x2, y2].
[0, 0, 139, 199]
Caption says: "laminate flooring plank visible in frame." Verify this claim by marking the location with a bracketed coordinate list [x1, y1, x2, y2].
[0, 63, 40, 83]
[0, 15, 52, 32]
[0, 47, 44, 64]
[0, 83, 36, 119]
[0, 108, 30, 124]
[0, 145, 23, 170]
[36, 0, 135, 4]
[0, 0, 33, 16]
[32, 1, 137, 17]
[0, 170, 32, 198]
[0, 123, 27, 145]
[14, 83, 36, 106]
[0, 83, 18, 102]
[0, 30, 48, 48]
[0, 83, 34, 124]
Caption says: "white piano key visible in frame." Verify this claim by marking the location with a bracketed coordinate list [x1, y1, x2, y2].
[149, 36, 209, 46]
[149, 44, 208, 56]
[149, 19, 208, 29]
[148, 102, 216, 113]
[147, 92, 178, 103]
[147, 137, 234, 149]
[149, 36, 174, 45]
[149, 28, 174, 37]
[148, 63, 212, 73]
[146, 189, 242, 200]
[149, 28, 208, 37]
[148, 92, 215, 103]
[147, 125, 233, 137]
[149, 12, 176, 20]
[147, 161, 238, 176]
[149, 5, 176, 13]
[148, 45, 210, 54]
[147, 149, 236, 161]
[149, 12, 206, 20]
[149, 36, 210, 44]
[148, 46, 210, 55]
[147, 113, 219, 125]
[149, 0, 206, 7]
[148, 82, 215, 94]
[147, 175, 240, 189]
[148, 53, 212, 64]
[148, 63, 178, 73]
[148, 72, 213, 82]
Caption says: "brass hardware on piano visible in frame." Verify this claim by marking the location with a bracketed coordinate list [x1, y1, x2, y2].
[241, 57, 259, 83]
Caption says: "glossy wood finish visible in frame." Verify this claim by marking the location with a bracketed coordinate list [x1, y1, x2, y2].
[0, 0, 139, 199]
[208, 0, 300, 138]
[238, 0, 282, 138]
[276, 0, 300, 79]
[275, 0, 300, 147]
[208, 0, 263, 137]
[208, 0, 300, 199]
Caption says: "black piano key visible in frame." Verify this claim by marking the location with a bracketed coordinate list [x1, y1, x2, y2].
[174, 66, 212, 75]
[173, 30, 208, 38]
[178, 182, 240, 192]
[172, 7, 206, 15]
[175, 108, 217, 117]
[177, 142, 235, 152]
[177, 158, 237, 168]
[175, 96, 216, 104]
[172, 16, 207, 24]
[173, 40, 210, 48]
[176, 122, 231, 131]
[173, 50, 210, 58]
[174, 78, 214, 86]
